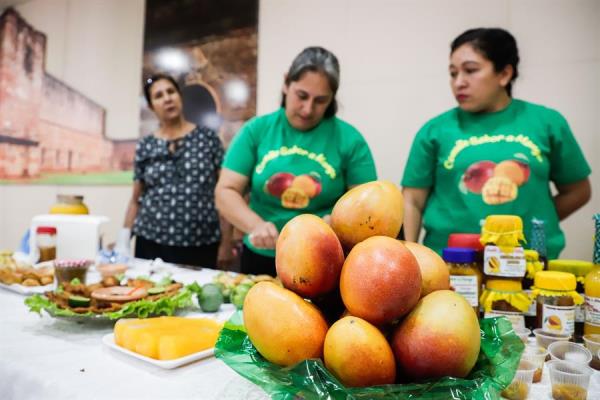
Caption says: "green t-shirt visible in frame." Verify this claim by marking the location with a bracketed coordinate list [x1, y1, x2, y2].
[224, 108, 377, 257]
[401, 99, 591, 259]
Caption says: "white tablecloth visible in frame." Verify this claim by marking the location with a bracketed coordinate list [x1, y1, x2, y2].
[0, 260, 268, 400]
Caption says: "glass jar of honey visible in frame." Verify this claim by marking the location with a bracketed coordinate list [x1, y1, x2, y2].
[532, 271, 583, 338]
[480, 215, 527, 278]
[480, 278, 531, 329]
[443, 247, 482, 317]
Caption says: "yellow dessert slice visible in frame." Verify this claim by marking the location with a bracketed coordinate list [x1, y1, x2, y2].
[113, 317, 223, 360]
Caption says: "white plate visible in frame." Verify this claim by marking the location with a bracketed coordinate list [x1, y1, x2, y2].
[102, 333, 214, 369]
[0, 281, 53, 295]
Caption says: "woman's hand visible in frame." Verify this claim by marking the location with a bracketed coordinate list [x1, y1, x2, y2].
[248, 221, 279, 249]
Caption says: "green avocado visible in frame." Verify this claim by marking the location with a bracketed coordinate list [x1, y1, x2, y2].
[147, 287, 166, 295]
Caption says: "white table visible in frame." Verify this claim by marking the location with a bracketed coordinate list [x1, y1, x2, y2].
[0, 260, 268, 400]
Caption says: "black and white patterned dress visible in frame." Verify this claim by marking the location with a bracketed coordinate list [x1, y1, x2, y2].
[133, 126, 223, 247]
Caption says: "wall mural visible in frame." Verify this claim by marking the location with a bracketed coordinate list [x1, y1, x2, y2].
[141, 0, 258, 148]
[0, 1, 257, 184]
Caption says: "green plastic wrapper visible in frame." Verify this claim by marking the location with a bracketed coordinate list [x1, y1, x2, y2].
[215, 312, 523, 400]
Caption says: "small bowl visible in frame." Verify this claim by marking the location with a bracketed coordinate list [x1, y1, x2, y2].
[500, 359, 536, 400]
[513, 327, 531, 344]
[521, 345, 548, 383]
[532, 328, 570, 349]
[54, 259, 92, 285]
[548, 341, 592, 365]
[548, 360, 594, 400]
[97, 263, 128, 278]
[582, 334, 600, 370]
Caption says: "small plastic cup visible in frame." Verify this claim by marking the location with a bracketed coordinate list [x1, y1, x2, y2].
[532, 328, 570, 350]
[514, 327, 531, 344]
[547, 360, 594, 400]
[582, 334, 600, 370]
[500, 359, 536, 400]
[548, 341, 592, 365]
[521, 345, 548, 383]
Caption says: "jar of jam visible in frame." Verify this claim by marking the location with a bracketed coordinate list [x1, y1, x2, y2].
[532, 271, 583, 338]
[548, 259, 593, 340]
[36, 226, 57, 262]
[447, 232, 484, 272]
[480, 278, 531, 329]
[480, 215, 527, 278]
[443, 247, 482, 316]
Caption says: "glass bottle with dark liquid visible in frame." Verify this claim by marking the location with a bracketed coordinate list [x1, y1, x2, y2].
[36, 226, 57, 262]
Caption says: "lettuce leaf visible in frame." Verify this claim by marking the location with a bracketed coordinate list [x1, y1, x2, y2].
[24, 285, 194, 320]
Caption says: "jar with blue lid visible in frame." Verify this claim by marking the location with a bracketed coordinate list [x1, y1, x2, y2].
[443, 247, 482, 317]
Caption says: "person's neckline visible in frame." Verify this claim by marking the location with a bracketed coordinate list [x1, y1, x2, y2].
[458, 98, 516, 119]
[154, 123, 197, 142]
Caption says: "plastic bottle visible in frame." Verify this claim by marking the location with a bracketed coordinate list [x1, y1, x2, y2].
[584, 213, 600, 335]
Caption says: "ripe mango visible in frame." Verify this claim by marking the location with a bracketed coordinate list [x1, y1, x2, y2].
[276, 214, 344, 298]
[243, 281, 328, 367]
[331, 180, 404, 250]
[391, 290, 480, 379]
[324, 316, 396, 387]
[340, 236, 422, 325]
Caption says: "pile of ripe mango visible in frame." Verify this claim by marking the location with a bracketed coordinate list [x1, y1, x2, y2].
[243, 181, 481, 387]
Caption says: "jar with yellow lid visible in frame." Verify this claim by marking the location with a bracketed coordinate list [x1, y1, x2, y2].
[50, 195, 89, 215]
[480, 215, 526, 278]
[480, 278, 531, 329]
[584, 213, 600, 335]
[532, 271, 583, 337]
[443, 247, 482, 317]
[549, 259, 593, 338]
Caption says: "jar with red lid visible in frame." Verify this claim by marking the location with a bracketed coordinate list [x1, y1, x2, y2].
[447, 233, 484, 281]
[36, 226, 57, 262]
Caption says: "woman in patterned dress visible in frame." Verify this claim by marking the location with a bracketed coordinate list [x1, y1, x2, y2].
[116, 74, 232, 268]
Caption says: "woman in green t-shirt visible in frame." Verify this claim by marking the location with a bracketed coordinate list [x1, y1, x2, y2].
[401, 28, 591, 258]
[216, 47, 377, 276]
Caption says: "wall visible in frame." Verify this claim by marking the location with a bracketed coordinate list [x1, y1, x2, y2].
[0, 0, 598, 260]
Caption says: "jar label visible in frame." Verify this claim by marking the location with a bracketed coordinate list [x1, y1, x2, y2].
[450, 275, 478, 307]
[542, 304, 575, 335]
[584, 295, 600, 327]
[483, 245, 526, 277]
[484, 310, 525, 330]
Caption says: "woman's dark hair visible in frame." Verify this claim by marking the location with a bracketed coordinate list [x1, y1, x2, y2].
[451, 28, 520, 96]
[143, 73, 181, 109]
[280, 46, 340, 118]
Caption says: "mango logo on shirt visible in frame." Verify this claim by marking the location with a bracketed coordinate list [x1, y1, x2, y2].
[264, 172, 323, 209]
[461, 159, 530, 205]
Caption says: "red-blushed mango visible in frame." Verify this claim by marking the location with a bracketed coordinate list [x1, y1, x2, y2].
[324, 316, 396, 387]
[330, 180, 404, 250]
[391, 290, 480, 380]
[402, 241, 450, 297]
[243, 281, 329, 367]
[276, 214, 344, 298]
[340, 236, 421, 325]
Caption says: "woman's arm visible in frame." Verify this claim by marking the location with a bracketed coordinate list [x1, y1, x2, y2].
[401, 187, 430, 242]
[124, 181, 144, 229]
[215, 168, 279, 249]
[553, 178, 591, 220]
